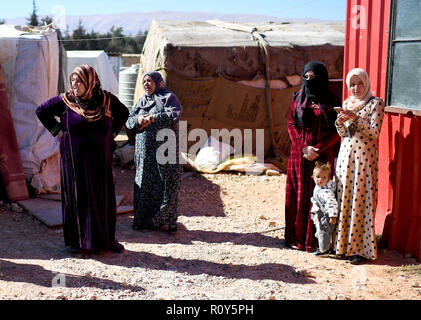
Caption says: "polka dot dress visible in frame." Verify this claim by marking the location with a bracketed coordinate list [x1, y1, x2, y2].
[333, 98, 385, 260]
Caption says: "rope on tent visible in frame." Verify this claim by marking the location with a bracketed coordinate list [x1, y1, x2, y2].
[251, 29, 280, 159]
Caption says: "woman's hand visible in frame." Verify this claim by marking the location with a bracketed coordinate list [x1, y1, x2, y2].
[336, 110, 358, 125]
[137, 114, 152, 129]
[302, 146, 320, 161]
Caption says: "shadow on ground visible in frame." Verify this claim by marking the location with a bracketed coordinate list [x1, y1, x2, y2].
[117, 217, 284, 249]
[0, 259, 144, 292]
[93, 249, 313, 284]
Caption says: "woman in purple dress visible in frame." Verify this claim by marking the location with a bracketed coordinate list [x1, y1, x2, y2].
[36, 65, 129, 256]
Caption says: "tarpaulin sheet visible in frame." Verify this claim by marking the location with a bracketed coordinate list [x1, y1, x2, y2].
[0, 65, 28, 201]
[0, 25, 61, 193]
[164, 71, 296, 158]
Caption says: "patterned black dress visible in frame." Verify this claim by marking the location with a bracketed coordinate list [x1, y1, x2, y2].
[126, 93, 182, 231]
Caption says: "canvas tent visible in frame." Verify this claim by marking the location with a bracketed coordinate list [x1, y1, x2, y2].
[66, 50, 119, 96]
[0, 64, 28, 202]
[134, 20, 344, 165]
[0, 24, 65, 194]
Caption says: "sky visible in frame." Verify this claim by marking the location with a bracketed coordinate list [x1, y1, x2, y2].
[1, 0, 346, 21]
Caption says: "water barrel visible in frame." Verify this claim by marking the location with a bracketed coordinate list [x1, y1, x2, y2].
[118, 64, 139, 110]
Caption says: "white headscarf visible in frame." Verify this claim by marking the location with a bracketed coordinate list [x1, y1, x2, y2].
[343, 68, 372, 112]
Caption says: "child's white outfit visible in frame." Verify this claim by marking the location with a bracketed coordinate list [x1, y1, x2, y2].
[310, 180, 338, 253]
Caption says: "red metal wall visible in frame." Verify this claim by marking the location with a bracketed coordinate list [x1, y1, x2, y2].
[343, 0, 390, 100]
[344, 0, 421, 261]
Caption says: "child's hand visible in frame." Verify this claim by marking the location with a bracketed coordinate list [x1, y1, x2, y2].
[329, 217, 337, 224]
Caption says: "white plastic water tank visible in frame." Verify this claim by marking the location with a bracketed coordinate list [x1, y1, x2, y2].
[118, 64, 139, 110]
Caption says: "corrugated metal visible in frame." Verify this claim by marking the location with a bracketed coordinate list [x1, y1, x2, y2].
[343, 0, 390, 100]
[344, 0, 421, 261]
[383, 114, 421, 260]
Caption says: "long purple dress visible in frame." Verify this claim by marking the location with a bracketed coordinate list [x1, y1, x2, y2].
[36, 94, 128, 251]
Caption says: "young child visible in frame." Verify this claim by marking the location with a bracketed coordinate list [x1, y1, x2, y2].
[310, 162, 338, 255]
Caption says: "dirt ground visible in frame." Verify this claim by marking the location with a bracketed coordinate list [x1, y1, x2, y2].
[0, 165, 420, 301]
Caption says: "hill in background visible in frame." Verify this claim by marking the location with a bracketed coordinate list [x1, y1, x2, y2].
[5, 11, 341, 35]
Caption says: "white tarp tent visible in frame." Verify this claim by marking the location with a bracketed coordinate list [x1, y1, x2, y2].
[66, 50, 119, 96]
[0, 24, 62, 194]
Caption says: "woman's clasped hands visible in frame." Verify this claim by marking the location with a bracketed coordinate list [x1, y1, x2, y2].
[137, 113, 154, 129]
[302, 145, 320, 161]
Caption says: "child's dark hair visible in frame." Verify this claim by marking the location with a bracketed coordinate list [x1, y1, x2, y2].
[313, 161, 332, 177]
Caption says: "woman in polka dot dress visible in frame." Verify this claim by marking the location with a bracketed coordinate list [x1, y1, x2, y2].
[334, 68, 385, 264]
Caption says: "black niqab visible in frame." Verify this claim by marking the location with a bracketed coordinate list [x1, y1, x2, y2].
[293, 61, 334, 129]
[301, 61, 329, 103]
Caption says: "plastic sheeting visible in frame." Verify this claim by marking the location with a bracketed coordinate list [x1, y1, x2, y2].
[160, 71, 296, 158]
[134, 20, 344, 101]
[0, 65, 28, 201]
[0, 25, 61, 193]
[65, 50, 119, 96]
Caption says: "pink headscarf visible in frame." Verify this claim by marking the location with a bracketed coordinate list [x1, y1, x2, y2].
[344, 68, 372, 112]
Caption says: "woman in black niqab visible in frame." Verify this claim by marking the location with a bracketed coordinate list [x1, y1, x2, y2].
[284, 61, 340, 252]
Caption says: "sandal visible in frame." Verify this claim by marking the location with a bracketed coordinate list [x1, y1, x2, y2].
[349, 255, 368, 265]
[167, 226, 178, 233]
[70, 246, 81, 255]
[313, 249, 329, 256]
[109, 242, 125, 253]
[290, 243, 301, 250]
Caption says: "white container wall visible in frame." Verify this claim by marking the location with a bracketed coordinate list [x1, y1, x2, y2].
[118, 64, 139, 110]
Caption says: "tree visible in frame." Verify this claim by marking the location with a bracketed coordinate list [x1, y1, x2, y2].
[41, 16, 53, 26]
[61, 20, 147, 54]
[26, 0, 39, 27]
[124, 29, 147, 53]
[0, 19, 6, 25]
[106, 26, 126, 53]
[70, 19, 89, 50]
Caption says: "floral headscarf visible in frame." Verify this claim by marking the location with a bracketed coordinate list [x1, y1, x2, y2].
[61, 65, 111, 121]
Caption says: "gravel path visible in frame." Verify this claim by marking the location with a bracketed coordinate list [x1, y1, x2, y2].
[0, 168, 420, 300]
